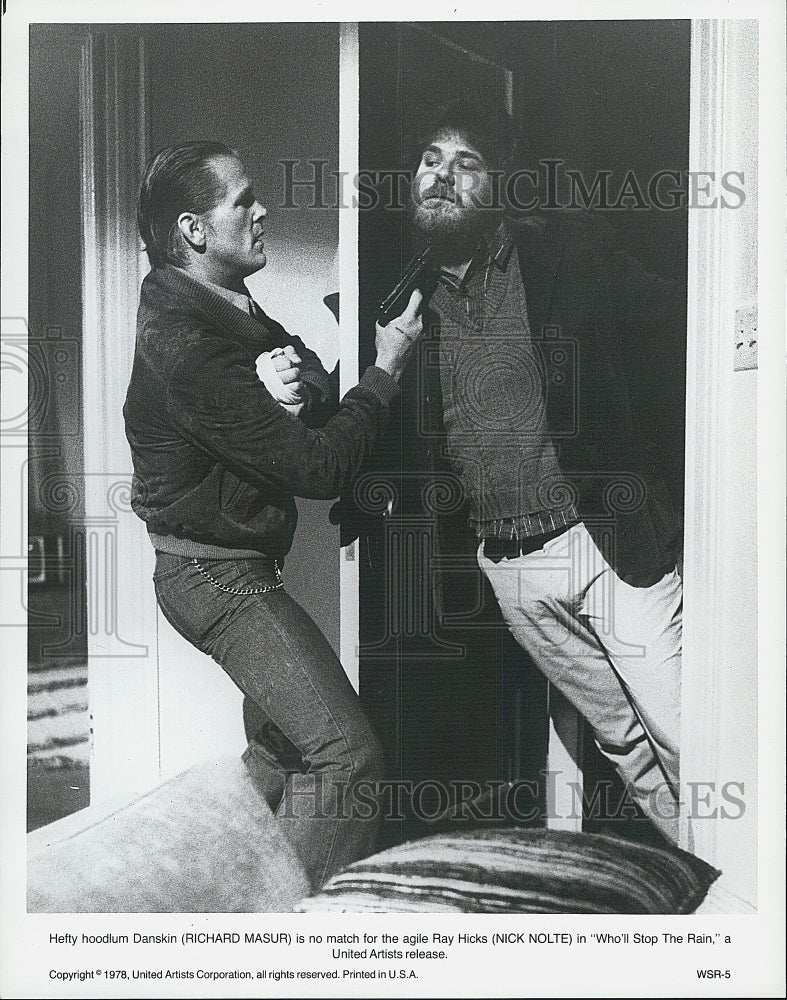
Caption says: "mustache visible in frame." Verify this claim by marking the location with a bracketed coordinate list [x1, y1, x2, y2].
[424, 193, 454, 203]
[416, 180, 456, 204]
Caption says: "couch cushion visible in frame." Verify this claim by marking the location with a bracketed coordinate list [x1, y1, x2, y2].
[296, 828, 720, 914]
[28, 757, 310, 912]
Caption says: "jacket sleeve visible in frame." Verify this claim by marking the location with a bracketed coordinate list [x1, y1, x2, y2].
[285, 332, 336, 411]
[166, 336, 398, 501]
[255, 306, 335, 407]
[598, 225, 687, 511]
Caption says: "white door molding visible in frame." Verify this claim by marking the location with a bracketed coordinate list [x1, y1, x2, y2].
[680, 19, 759, 909]
[79, 30, 160, 801]
[338, 22, 361, 691]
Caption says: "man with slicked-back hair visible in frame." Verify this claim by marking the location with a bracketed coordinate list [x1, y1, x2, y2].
[124, 141, 423, 888]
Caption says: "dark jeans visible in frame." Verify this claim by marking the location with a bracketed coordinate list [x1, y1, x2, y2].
[153, 552, 385, 890]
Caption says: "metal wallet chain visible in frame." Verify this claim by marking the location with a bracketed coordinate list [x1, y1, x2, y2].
[192, 558, 284, 595]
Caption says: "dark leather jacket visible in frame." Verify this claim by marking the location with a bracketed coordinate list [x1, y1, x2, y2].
[414, 215, 686, 586]
[123, 265, 398, 559]
[511, 215, 685, 585]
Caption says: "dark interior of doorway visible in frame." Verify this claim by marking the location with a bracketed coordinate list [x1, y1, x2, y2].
[357, 20, 690, 849]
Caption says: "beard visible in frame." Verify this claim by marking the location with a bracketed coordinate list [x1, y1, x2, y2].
[409, 190, 499, 265]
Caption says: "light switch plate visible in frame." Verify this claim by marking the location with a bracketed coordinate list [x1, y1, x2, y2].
[734, 304, 758, 371]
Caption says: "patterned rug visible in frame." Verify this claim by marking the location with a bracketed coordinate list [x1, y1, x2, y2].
[27, 659, 89, 767]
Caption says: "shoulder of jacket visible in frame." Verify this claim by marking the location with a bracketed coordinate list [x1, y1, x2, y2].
[507, 210, 616, 247]
[138, 281, 235, 372]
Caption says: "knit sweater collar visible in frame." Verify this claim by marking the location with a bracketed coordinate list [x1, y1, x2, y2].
[195, 275, 254, 315]
[146, 264, 271, 345]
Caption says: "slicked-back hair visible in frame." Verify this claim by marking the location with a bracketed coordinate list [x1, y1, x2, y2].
[138, 141, 238, 268]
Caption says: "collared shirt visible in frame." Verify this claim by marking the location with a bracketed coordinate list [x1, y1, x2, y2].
[194, 276, 257, 317]
[428, 224, 578, 541]
[437, 223, 515, 293]
[187, 274, 316, 416]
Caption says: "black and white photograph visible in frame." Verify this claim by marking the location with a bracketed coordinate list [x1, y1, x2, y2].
[1, 1, 784, 997]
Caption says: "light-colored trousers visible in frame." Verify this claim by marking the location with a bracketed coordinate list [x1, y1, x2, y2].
[478, 522, 682, 843]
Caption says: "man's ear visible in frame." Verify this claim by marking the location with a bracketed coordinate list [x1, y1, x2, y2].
[176, 212, 207, 250]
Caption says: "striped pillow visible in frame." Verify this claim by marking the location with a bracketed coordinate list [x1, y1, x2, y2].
[297, 828, 720, 914]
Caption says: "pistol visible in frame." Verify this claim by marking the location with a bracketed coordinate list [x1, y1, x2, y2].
[377, 244, 435, 325]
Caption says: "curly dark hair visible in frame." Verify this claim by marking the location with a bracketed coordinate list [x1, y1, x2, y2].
[406, 96, 519, 173]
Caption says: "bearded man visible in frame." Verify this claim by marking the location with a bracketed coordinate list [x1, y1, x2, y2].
[407, 99, 686, 843]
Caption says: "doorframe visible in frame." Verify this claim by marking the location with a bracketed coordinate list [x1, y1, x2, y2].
[680, 18, 762, 910]
[338, 22, 361, 691]
[79, 26, 768, 910]
[79, 29, 161, 801]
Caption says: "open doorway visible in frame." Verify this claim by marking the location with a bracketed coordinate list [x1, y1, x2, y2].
[357, 20, 691, 848]
[26, 21, 343, 821]
[27, 26, 89, 830]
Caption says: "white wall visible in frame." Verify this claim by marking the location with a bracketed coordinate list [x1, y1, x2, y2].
[80, 25, 343, 792]
[144, 24, 342, 779]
